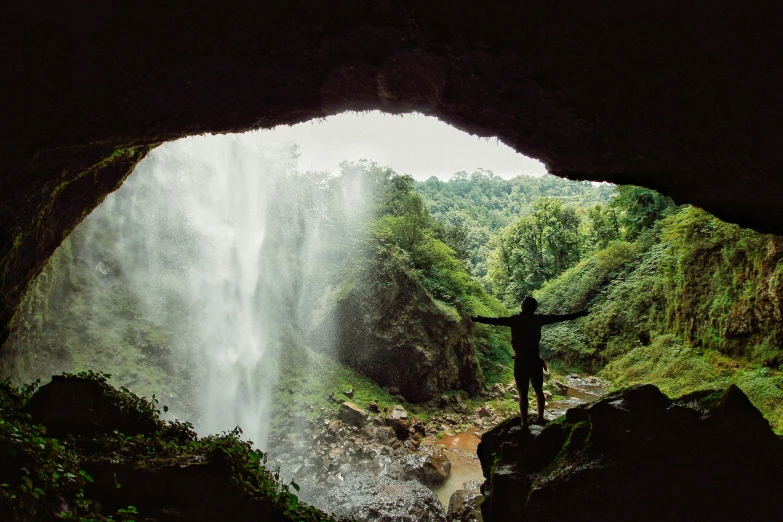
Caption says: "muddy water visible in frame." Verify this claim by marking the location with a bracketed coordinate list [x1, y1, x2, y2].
[430, 428, 484, 506]
[428, 375, 609, 507]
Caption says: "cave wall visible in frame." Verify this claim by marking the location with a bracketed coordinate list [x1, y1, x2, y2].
[1, 1, 782, 345]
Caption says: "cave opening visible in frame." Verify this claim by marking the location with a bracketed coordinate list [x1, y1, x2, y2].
[3, 109, 783, 520]
[2, 3, 783, 519]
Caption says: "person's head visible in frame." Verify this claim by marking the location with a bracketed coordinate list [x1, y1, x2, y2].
[521, 296, 538, 314]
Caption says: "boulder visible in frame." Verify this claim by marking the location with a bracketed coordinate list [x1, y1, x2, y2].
[85, 454, 287, 522]
[550, 380, 569, 395]
[477, 405, 495, 418]
[312, 267, 482, 402]
[385, 405, 410, 439]
[477, 385, 783, 522]
[401, 447, 452, 485]
[337, 401, 368, 426]
[24, 375, 157, 438]
[447, 488, 483, 522]
[449, 481, 484, 520]
[368, 425, 397, 446]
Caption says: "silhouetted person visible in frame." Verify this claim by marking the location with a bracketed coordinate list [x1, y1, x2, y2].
[472, 296, 589, 429]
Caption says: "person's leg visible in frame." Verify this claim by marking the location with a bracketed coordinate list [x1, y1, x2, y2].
[535, 388, 545, 424]
[515, 362, 530, 428]
[531, 365, 545, 424]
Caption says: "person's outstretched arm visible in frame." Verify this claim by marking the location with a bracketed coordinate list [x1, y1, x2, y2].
[471, 315, 513, 327]
[538, 309, 590, 326]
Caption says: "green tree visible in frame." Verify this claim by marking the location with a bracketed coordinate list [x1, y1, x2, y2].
[487, 197, 582, 306]
[611, 185, 675, 239]
[583, 203, 621, 251]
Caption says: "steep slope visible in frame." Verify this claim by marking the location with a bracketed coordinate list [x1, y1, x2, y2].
[535, 206, 783, 428]
[313, 258, 481, 403]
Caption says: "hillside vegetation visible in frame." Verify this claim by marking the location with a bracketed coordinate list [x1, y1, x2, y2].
[3, 161, 782, 433]
[418, 174, 783, 430]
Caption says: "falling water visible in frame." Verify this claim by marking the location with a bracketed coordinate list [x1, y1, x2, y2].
[72, 133, 369, 449]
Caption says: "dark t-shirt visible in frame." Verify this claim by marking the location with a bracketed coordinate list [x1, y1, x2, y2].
[473, 310, 588, 367]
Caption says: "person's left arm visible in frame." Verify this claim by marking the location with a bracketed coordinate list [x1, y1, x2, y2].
[538, 309, 590, 325]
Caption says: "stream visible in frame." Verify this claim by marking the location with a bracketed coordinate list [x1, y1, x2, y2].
[427, 373, 608, 508]
[267, 373, 608, 520]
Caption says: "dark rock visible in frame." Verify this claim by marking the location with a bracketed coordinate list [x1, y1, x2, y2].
[86, 454, 286, 522]
[447, 488, 483, 522]
[616, 383, 671, 412]
[366, 401, 380, 413]
[477, 385, 783, 522]
[550, 380, 569, 395]
[312, 267, 481, 402]
[326, 419, 342, 437]
[476, 405, 495, 418]
[401, 447, 452, 485]
[564, 406, 589, 424]
[385, 405, 410, 439]
[705, 384, 774, 441]
[337, 401, 367, 427]
[24, 375, 156, 438]
[368, 425, 397, 446]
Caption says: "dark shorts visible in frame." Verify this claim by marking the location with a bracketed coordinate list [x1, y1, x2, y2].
[514, 360, 544, 392]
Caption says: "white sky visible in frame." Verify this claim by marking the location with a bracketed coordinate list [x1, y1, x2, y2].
[248, 111, 548, 180]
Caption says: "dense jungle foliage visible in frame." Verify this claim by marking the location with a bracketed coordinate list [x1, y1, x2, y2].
[416, 172, 783, 430]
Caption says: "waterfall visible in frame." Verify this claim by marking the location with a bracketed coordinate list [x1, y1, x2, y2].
[76, 133, 368, 449]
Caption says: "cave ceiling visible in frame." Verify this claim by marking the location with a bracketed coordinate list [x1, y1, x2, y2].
[0, 1, 781, 343]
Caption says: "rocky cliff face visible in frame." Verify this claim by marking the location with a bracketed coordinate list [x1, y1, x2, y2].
[476, 384, 783, 521]
[314, 265, 481, 403]
[672, 233, 783, 363]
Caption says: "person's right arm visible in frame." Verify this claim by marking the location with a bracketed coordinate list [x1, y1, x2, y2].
[471, 315, 512, 326]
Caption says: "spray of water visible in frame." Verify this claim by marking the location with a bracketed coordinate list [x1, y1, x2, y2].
[72, 133, 370, 448]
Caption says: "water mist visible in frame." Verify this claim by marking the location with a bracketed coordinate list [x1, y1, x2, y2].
[75, 134, 369, 449]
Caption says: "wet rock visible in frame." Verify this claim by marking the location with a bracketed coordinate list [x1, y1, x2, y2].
[476, 405, 495, 418]
[305, 472, 446, 522]
[312, 265, 482, 403]
[326, 419, 342, 436]
[401, 447, 452, 485]
[478, 385, 783, 522]
[550, 380, 569, 395]
[368, 425, 397, 446]
[447, 488, 483, 522]
[386, 405, 410, 439]
[337, 401, 367, 427]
